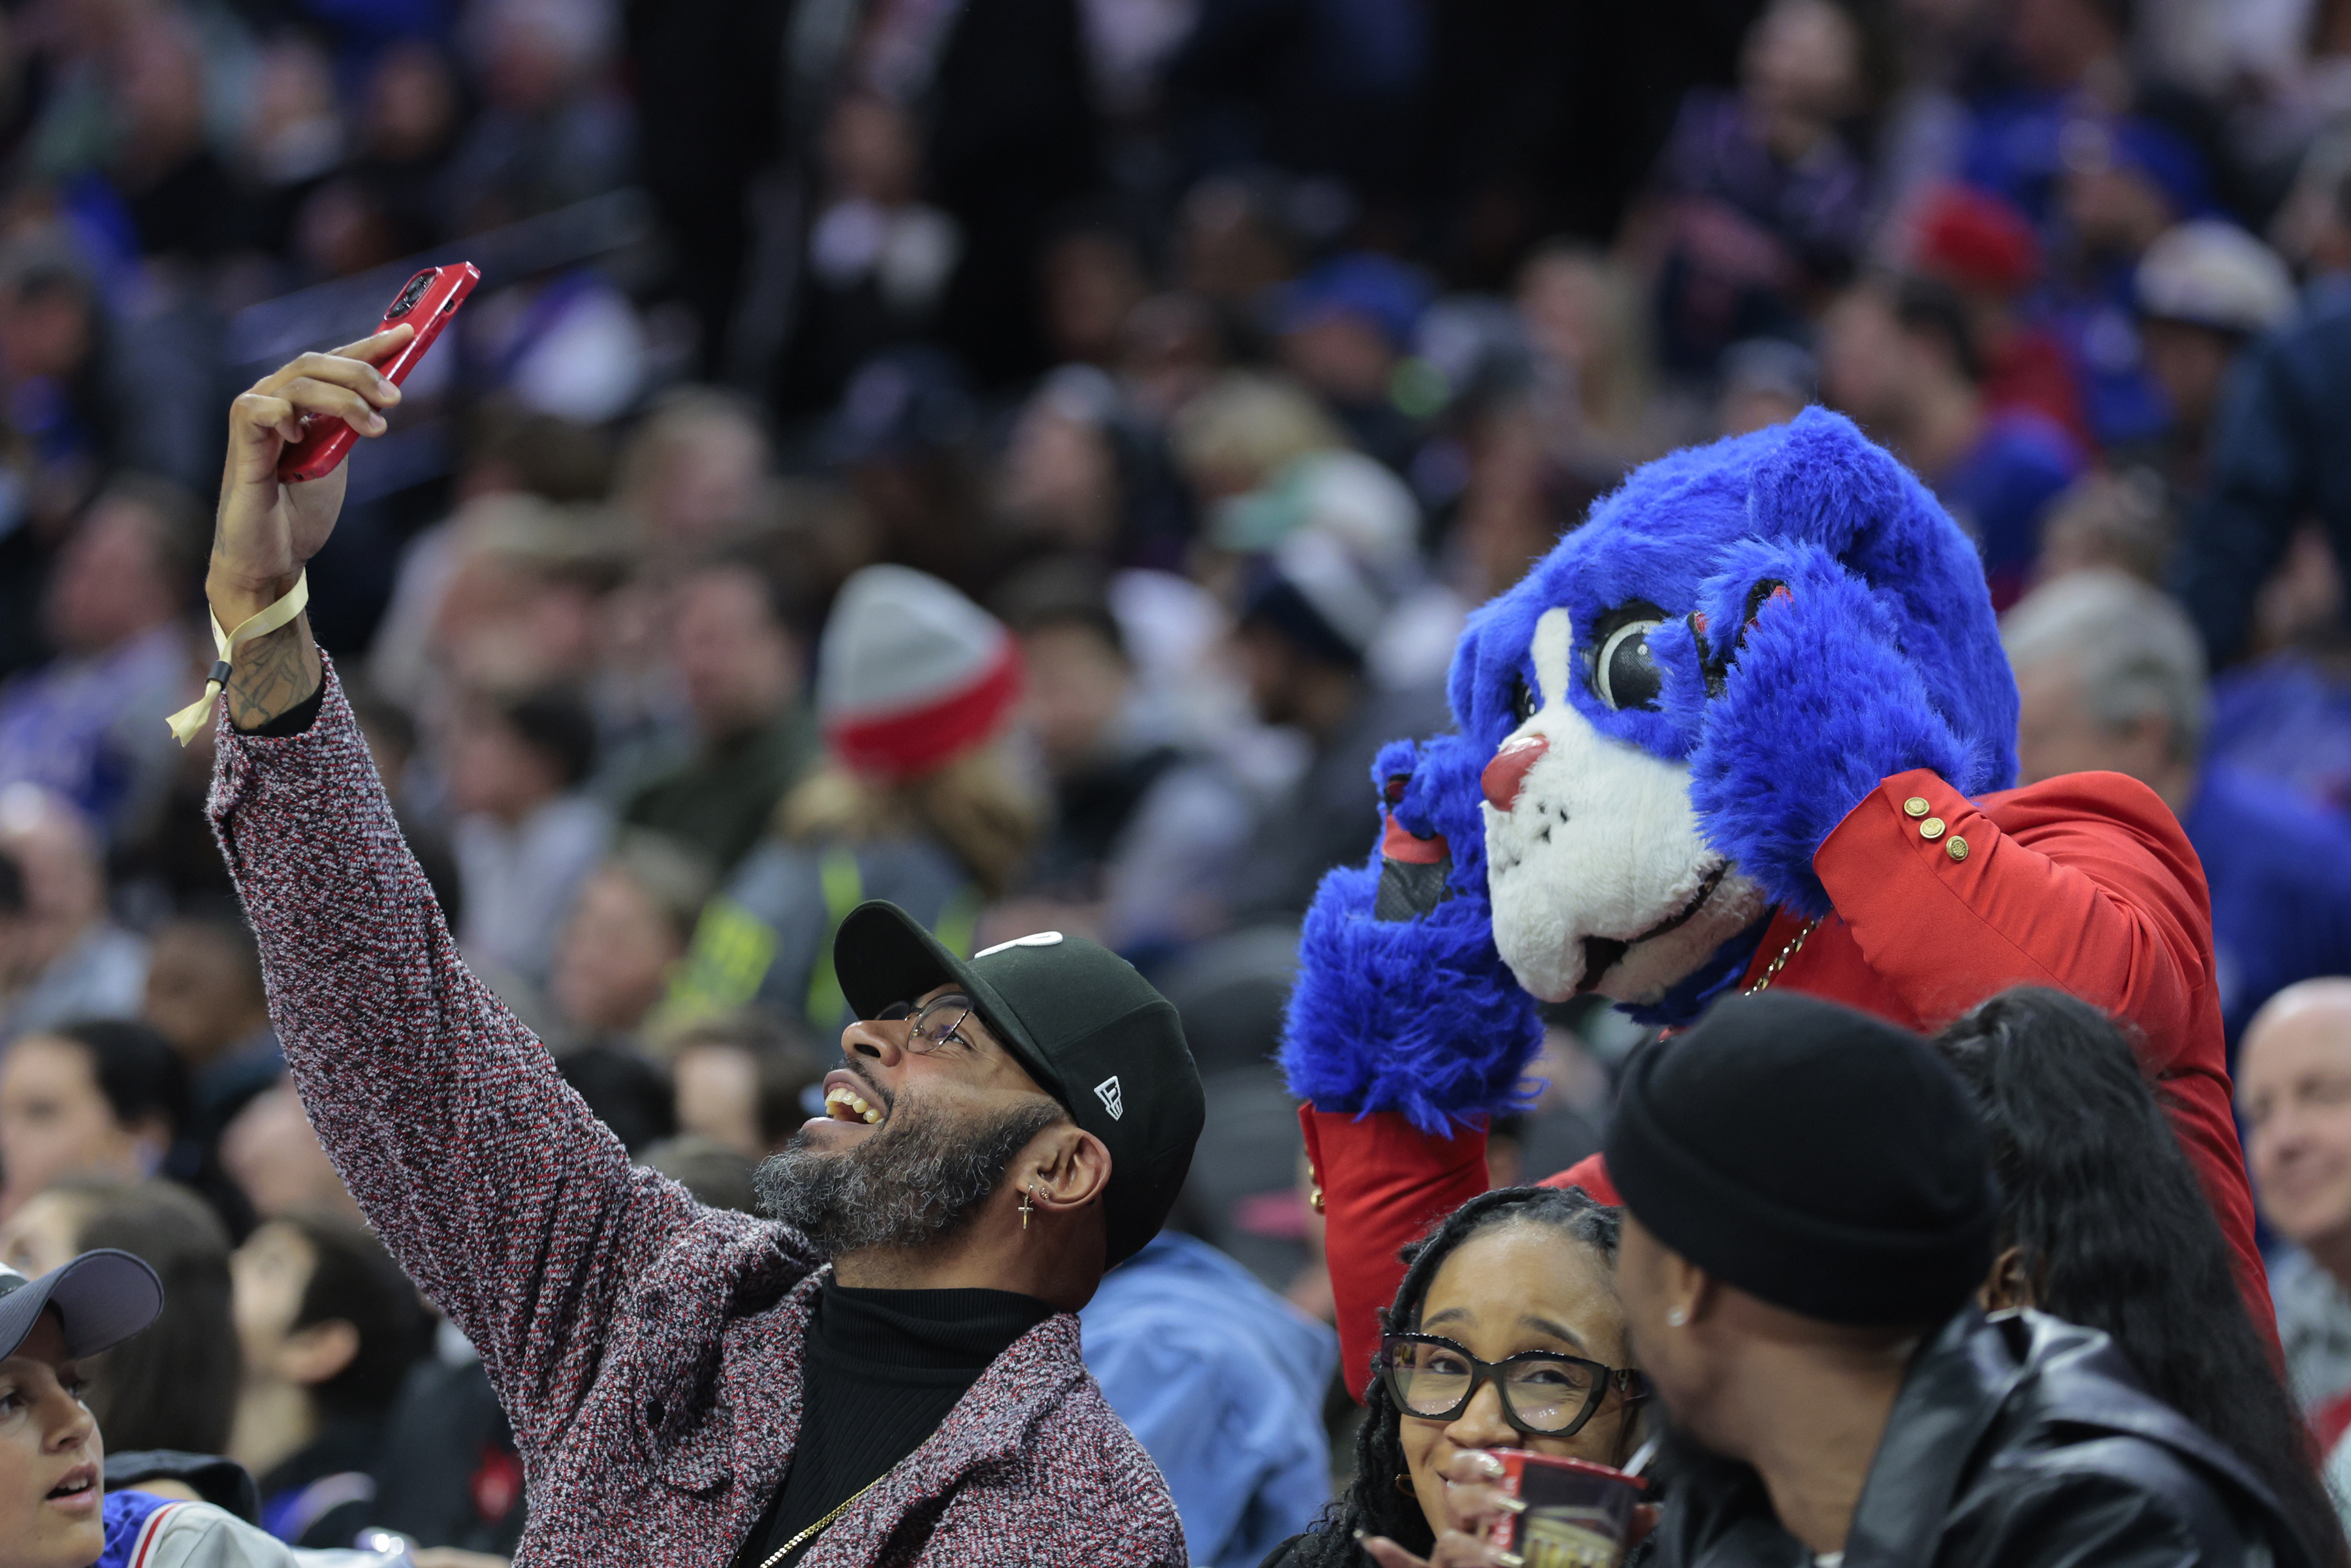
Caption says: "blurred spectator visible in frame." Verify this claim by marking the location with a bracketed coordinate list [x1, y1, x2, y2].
[1904, 183, 2090, 445]
[142, 903, 280, 1143]
[236, 35, 345, 263]
[639, 1132, 757, 1213]
[1080, 1229, 1337, 1568]
[2031, 468, 2175, 586]
[349, 42, 466, 258]
[1635, 0, 1879, 374]
[0, 1018, 185, 1221]
[669, 565, 1037, 1031]
[1266, 252, 1433, 473]
[1041, 209, 1151, 369]
[777, 91, 961, 416]
[2044, 114, 2219, 451]
[0, 477, 202, 839]
[0, 1173, 238, 1454]
[1000, 568, 1253, 953]
[620, 559, 814, 876]
[1168, 371, 1344, 510]
[229, 1209, 426, 1547]
[2238, 980, 2351, 1422]
[610, 388, 773, 549]
[549, 831, 712, 1046]
[664, 1010, 824, 1160]
[828, 346, 992, 592]
[1716, 336, 1818, 436]
[0, 249, 117, 662]
[1517, 244, 1672, 477]
[1226, 532, 1450, 918]
[1208, 447, 1459, 690]
[2005, 571, 2351, 1044]
[221, 1080, 362, 1224]
[0, 787, 146, 1040]
[369, 1316, 528, 1556]
[1959, 0, 2133, 224]
[2174, 290, 2351, 669]
[448, 684, 608, 988]
[997, 365, 1196, 571]
[1822, 272, 2083, 607]
[103, 18, 238, 263]
[445, 0, 634, 231]
[2131, 220, 2295, 490]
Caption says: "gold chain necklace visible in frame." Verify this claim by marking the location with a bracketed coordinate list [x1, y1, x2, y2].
[1744, 918, 1822, 995]
[756, 1477, 884, 1568]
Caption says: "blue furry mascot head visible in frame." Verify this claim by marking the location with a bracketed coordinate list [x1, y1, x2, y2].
[1462, 404, 2018, 1006]
[1283, 406, 2020, 1127]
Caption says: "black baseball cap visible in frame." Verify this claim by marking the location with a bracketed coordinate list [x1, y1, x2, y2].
[0, 1249, 164, 1362]
[834, 901, 1204, 1269]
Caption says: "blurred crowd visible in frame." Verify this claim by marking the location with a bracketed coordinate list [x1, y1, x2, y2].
[3, 0, 2351, 1560]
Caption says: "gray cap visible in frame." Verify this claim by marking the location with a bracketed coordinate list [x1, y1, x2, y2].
[0, 1249, 163, 1362]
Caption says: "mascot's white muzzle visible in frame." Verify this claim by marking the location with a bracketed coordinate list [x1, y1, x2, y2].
[1482, 608, 1765, 1005]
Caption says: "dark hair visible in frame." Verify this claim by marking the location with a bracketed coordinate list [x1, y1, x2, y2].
[1893, 273, 1983, 385]
[662, 1009, 825, 1149]
[1934, 989, 2350, 1568]
[48, 1175, 238, 1453]
[498, 687, 598, 790]
[281, 1210, 425, 1421]
[0, 848, 22, 914]
[45, 1019, 189, 1140]
[1291, 1186, 1625, 1565]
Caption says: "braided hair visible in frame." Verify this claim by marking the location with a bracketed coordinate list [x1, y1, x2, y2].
[1288, 1185, 1625, 1567]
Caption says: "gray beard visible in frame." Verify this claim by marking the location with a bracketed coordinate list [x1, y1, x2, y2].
[754, 1088, 1065, 1258]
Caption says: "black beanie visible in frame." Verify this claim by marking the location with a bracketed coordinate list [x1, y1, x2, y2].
[1605, 991, 1997, 1326]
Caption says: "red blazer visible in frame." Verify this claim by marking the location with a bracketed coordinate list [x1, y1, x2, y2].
[1302, 767, 2269, 1400]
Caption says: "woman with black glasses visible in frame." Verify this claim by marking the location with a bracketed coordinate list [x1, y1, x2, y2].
[1258, 1185, 1648, 1567]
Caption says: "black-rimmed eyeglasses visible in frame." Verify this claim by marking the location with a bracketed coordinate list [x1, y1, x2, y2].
[1375, 1332, 1646, 1438]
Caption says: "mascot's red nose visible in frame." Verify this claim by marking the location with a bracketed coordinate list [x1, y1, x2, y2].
[1482, 735, 1549, 812]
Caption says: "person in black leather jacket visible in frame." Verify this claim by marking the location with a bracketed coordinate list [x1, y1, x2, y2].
[1612, 993, 2312, 1568]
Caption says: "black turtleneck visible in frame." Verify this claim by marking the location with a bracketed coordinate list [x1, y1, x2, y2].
[729, 1281, 1054, 1568]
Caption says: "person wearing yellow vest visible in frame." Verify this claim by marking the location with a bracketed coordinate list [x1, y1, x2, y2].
[668, 566, 1039, 1032]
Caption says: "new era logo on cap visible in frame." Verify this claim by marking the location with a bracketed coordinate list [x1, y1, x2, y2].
[1095, 1076, 1124, 1120]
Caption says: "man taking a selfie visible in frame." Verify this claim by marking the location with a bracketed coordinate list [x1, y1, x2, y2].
[196, 332, 1202, 1565]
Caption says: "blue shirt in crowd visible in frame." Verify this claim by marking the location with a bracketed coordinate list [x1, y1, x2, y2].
[1081, 1231, 1337, 1568]
[2182, 762, 2351, 1050]
[1934, 408, 2083, 608]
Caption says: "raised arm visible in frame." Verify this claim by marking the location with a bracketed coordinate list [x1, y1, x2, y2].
[201, 340, 758, 1455]
[1817, 767, 2267, 1326]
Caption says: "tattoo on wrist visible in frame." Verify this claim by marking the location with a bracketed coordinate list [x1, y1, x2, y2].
[223, 618, 322, 731]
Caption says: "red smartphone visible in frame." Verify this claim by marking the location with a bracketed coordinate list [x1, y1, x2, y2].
[277, 261, 481, 483]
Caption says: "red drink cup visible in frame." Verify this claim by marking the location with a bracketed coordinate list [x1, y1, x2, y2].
[1480, 1450, 1648, 1568]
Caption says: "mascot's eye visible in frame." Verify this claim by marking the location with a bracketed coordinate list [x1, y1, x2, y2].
[1509, 675, 1537, 728]
[1594, 620, 1665, 711]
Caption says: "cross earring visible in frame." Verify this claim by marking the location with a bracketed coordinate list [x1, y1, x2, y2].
[1019, 1188, 1035, 1231]
[1666, 1306, 1687, 1328]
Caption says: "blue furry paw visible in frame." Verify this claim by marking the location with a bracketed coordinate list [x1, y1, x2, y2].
[1687, 541, 1976, 916]
[1280, 734, 1543, 1132]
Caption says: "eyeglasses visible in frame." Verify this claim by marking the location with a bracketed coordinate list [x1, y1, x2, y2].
[1376, 1332, 1646, 1439]
[874, 994, 978, 1054]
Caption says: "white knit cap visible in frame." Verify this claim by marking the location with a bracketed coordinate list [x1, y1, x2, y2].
[817, 565, 1021, 778]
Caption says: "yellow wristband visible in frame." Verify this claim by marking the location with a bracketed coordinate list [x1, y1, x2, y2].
[165, 571, 311, 746]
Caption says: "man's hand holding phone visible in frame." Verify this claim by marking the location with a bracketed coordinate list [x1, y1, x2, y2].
[205, 327, 408, 728]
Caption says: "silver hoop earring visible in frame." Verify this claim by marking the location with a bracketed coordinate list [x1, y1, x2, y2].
[1665, 1306, 1688, 1328]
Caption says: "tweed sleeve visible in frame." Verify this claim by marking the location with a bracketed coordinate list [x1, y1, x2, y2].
[208, 656, 700, 1453]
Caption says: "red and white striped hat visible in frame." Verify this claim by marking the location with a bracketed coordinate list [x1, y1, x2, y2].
[818, 565, 1023, 780]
